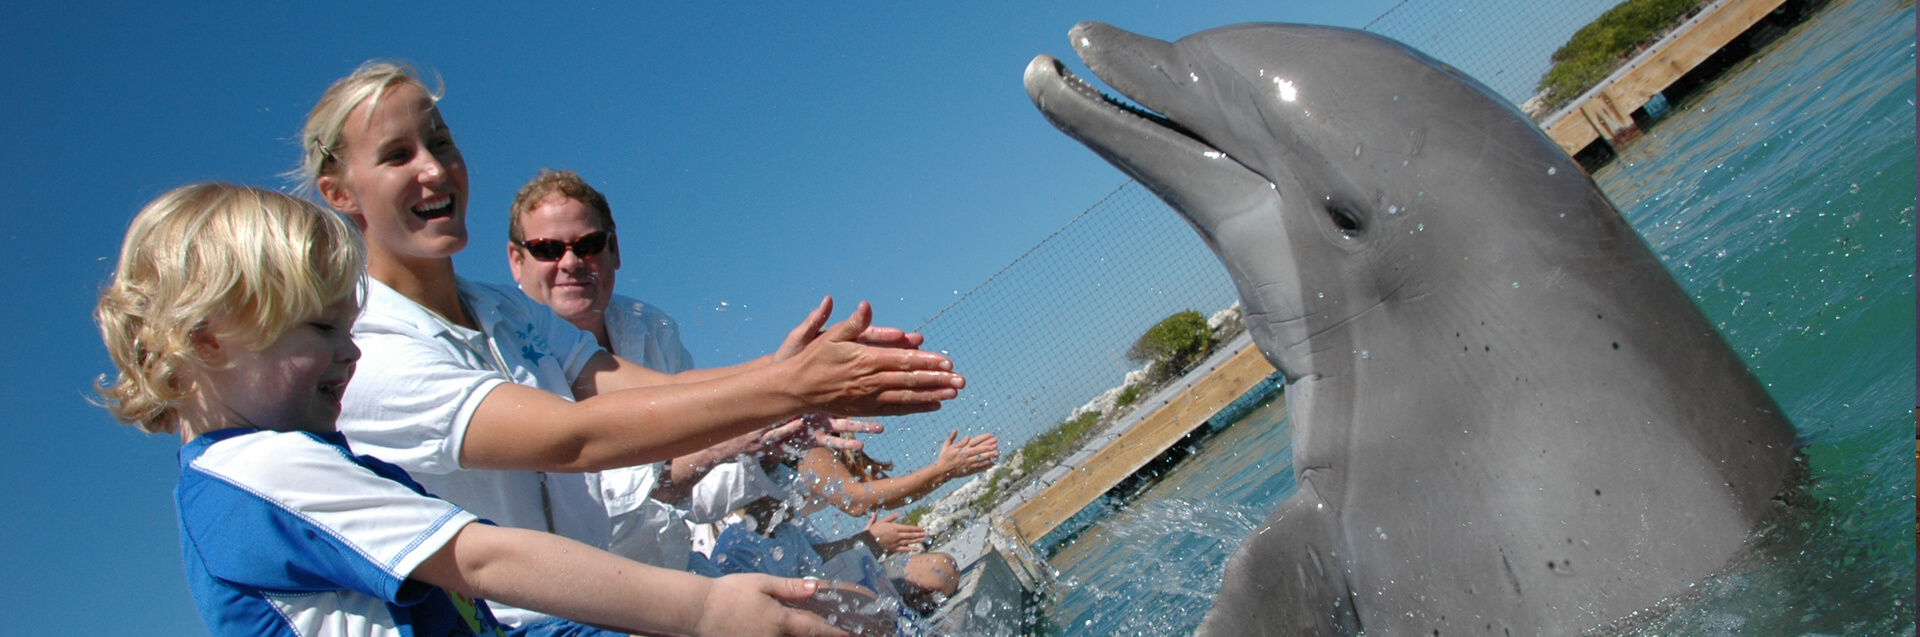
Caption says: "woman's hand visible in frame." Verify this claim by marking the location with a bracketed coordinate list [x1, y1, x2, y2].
[781, 301, 963, 417]
[772, 296, 926, 363]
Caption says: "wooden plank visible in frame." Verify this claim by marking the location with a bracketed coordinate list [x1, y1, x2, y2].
[1547, 98, 1608, 153]
[1545, 0, 1789, 154]
[1009, 344, 1279, 540]
[1600, 0, 1788, 110]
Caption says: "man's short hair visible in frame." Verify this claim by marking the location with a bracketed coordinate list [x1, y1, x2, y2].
[509, 169, 615, 242]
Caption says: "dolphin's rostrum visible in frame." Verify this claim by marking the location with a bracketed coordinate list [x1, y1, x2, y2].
[1025, 22, 1798, 635]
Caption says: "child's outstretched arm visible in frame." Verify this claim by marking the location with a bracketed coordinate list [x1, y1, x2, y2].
[412, 523, 848, 637]
[799, 430, 1001, 515]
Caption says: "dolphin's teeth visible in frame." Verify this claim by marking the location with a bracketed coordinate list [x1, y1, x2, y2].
[1054, 57, 1189, 135]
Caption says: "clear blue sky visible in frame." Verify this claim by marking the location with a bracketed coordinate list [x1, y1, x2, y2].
[15, 2, 1903, 633]
[5, 2, 1442, 633]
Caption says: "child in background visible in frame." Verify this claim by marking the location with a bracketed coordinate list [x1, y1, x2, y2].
[796, 432, 998, 613]
[713, 430, 998, 615]
[93, 183, 847, 637]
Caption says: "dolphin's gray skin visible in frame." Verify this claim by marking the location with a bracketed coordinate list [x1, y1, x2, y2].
[1024, 23, 1798, 635]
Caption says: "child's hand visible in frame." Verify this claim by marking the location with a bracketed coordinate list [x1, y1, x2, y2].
[775, 579, 899, 637]
[695, 575, 852, 637]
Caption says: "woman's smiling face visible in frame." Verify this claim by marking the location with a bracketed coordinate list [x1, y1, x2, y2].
[317, 81, 470, 267]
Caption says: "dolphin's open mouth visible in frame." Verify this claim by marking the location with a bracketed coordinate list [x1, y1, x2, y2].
[1026, 24, 1319, 384]
[1038, 56, 1206, 144]
[1024, 54, 1228, 164]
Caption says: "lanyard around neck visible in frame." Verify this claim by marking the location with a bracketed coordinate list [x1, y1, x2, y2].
[430, 293, 557, 534]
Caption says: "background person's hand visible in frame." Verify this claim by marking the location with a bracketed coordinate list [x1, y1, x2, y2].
[863, 512, 928, 555]
[934, 430, 999, 479]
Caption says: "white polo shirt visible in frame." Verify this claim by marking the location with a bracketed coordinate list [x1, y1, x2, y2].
[596, 294, 773, 570]
[603, 294, 694, 376]
[338, 277, 605, 626]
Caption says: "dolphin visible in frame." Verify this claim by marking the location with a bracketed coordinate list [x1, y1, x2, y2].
[1023, 22, 1798, 635]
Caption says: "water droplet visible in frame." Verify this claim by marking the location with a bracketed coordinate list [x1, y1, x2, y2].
[1359, 350, 1370, 359]
[1388, 205, 1398, 215]
[1547, 166, 1558, 175]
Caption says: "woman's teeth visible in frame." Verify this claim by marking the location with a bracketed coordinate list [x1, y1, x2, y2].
[414, 196, 454, 219]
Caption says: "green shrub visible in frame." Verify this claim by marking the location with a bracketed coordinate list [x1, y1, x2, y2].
[971, 476, 1002, 511]
[1536, 0, 1705, 110]
[902, 505, 928, 526]
[1127, 310, 1214, 382]
[1018, 410, 1103, 477]
[1115, 385, 1142, 408]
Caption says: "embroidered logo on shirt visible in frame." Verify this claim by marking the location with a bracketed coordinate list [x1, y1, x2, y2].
[514, 323, 550, 365]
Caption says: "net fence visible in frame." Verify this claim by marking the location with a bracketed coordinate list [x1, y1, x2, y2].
[1364, 0, 1628, 105]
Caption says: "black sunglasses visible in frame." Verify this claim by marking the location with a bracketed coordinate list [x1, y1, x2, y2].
[516, 231, 611, 262]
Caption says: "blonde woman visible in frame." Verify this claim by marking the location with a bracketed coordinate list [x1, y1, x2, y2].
[298, 60, 961, 631]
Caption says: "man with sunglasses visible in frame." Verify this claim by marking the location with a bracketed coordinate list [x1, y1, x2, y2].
[507, 169, 686, 371]
[507, 169, 841, 576]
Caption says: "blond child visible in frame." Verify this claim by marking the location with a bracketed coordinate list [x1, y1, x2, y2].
[94, 183, 849, 637]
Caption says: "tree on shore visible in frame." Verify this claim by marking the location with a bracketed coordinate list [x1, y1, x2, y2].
[1127, 310, 1214, 382]
[1537, 0, 1710, 111]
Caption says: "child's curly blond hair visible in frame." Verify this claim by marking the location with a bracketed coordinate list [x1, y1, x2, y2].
[94, 183, 364, 434]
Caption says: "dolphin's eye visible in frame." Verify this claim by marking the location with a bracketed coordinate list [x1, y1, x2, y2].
[1326, 202, 1364, 237]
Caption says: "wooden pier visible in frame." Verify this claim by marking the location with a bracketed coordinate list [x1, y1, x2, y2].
[1006, 343, 1279, 542]
[1541, 0, 1794, 158]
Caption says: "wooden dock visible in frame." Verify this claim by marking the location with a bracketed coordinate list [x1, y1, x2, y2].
[1006, 343, 1279, 542]
[1542, 0, 1790, 156]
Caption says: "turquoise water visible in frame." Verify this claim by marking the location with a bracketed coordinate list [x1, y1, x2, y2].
[1037, 0, 1917, 633]
[1041, 395, 1296, 634]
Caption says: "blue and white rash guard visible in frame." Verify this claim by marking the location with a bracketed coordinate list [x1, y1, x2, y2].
[176, 428, 501, 636]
